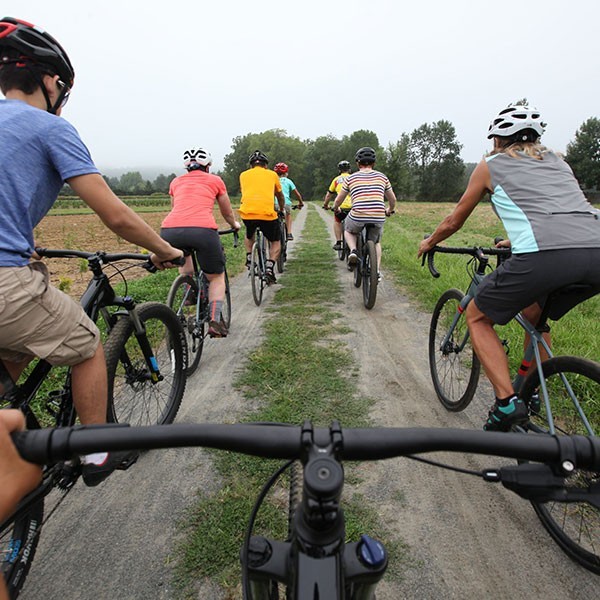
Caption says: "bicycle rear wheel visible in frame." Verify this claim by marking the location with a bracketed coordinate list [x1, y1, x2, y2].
[105, 302, 187, 426]
[520, 356, 600, 574]
[428, 288, 481, 411]
[353, 236, 363, 288]
[337, 238, 347, 261]
[251, 241, 265, 306]
[362, 240, 378, 309]
[222, 270, 232, 329]
[1, 498, 44, 599]
[277, 221, 286, 274]
[166, 274, 203, 375]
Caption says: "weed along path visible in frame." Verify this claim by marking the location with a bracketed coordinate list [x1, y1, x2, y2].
[22, 204, 596, 599]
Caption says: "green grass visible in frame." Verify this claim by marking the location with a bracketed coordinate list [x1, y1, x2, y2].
[174, 208, 408, 598]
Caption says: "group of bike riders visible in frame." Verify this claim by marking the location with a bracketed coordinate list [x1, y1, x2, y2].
[1, 16, 599, 596]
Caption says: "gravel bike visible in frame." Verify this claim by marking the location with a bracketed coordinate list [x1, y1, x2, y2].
[276, 206, 301, 274]
[423, 243, 599, 572]
[0, 249, 187, 597]
[11, 421, 600, 597]
[250, 226, 275, 307]
[166, 229, 238, 375]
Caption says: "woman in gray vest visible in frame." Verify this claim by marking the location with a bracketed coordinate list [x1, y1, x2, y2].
[418, 101, 600, 432]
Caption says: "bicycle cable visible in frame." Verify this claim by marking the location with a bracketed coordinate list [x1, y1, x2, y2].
[242, 458, 294, 600]
[406, 454, 483, 478]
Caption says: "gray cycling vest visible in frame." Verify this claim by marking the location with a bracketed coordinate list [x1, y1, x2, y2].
[485, 151, 600, 253]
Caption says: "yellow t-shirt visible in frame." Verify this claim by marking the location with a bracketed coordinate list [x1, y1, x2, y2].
[239, 166, 282, 220]
[329, 173, 352, 209]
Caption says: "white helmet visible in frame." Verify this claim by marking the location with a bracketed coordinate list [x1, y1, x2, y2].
[487, 103, 546, 140]
[183, 147, 212, 168]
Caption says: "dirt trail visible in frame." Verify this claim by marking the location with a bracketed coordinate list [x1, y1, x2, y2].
[22, 204, 597, 599]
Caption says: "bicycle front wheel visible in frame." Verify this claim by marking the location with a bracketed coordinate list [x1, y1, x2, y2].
[251, 241, 265, 306]
[166, 274, 203, 375]
[105, 302, 187, 426]
[429, 288, 481, 411]
[1, 498, 44, 599]
[362, 240, 378, 309]
[520, 356, 600, 574]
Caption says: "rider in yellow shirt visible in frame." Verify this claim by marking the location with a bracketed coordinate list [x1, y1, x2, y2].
[323, 160, 352, 250]
[239, 150, 285, 284]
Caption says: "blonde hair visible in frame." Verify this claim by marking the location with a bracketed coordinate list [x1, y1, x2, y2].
[488, 139, 550, 160]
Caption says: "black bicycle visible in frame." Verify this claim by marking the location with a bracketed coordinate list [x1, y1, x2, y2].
[276, 206, 301, 274]
[166, 229, 238, 375]
[351, 225, 379, 309]
[11, 422, 600, 598]
[0, 249, 187, 598]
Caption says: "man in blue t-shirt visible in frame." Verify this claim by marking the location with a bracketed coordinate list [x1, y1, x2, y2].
[0, 17, 183, 487]
[273, 162, 303, 240]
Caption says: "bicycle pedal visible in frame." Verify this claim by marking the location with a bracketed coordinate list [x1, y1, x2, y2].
[56, 462, 81, 490]
[116, 451, 140, 470]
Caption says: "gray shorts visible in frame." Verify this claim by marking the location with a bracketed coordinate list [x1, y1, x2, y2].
[344, 215, 384, 243]
[0, 262, 99, 366]
[474, 248, 600, 325]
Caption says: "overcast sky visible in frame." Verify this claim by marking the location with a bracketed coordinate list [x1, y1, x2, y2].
[2, 1, 599, 175]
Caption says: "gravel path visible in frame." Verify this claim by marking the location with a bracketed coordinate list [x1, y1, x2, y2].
[21, 204, 597, 599]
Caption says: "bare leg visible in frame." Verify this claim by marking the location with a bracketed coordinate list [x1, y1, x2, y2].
[376, 242, 382, 271]
[333, 220, 343, 242]
[344, 230, 358, 253]
[71, 344, 108, 425]
[206, 272, 226, 302]
[521, 303, 551, 365]
[268, 240, 281, 263]
[179, 255, 194, 277]
[285, 212, 292, 236]
[465, 301, 514, 398]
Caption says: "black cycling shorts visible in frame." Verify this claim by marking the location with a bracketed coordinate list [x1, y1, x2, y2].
[243, 218, 280, 243]
[474, 248, 600, 325]
[160, 227, 225, 274]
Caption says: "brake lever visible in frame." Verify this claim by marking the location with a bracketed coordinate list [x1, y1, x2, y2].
[485, 463, 600, 508]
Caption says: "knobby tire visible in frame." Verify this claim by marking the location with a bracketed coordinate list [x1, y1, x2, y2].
[363, 240, 378, 309]
[251, 241, 265, 306]
[105, 302, 187, 426]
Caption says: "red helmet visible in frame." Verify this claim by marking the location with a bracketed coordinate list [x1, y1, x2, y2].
[274, 162, 288, 174]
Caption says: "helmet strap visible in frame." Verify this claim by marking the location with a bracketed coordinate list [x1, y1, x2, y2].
[28, 66, 65, 114]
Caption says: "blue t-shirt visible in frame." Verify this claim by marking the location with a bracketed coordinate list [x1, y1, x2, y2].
[0, 99, 100, 266]
[278, 176, 297, 206]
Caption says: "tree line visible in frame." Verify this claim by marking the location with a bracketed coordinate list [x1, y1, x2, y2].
[64, 117, 599, 201]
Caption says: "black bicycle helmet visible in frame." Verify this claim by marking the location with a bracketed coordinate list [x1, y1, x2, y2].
[0, 17, 74, 114]
[249, 150, 269, 166]
[0, 17, 74, 87]
[354, 147, 376, 165]
[338, 160, 351, 172]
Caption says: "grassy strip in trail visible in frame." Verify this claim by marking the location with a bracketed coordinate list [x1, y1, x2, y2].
[174, 207, 407, 598]
[381, 202, 600, 425]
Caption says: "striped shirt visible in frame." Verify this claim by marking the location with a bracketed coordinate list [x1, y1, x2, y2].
[342, 168, 392, 223]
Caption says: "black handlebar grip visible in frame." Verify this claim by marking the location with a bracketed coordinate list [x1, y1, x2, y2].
[427, 252, 440, 278]
[233, 230, 239, 248]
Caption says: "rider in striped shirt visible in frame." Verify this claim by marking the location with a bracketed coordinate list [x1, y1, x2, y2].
[333, 147, 396, 279]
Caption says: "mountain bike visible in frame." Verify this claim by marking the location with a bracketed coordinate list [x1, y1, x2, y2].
[250, 225, 275, 307]
[166, 229, 238, 375]
[351, 225, 379, 309]
[0, 249, 187, 598]
[12, 422, 600, 597]
[423, 243, 599, 572]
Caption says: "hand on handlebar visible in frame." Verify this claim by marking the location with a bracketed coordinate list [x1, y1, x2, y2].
[150, 248, 185, 270]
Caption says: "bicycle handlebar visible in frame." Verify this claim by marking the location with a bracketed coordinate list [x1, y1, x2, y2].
[422, 244, 512, 278]
[218, 228, 240, 248]
[12, 422, 600, 470]
[34, 247, 186, 273]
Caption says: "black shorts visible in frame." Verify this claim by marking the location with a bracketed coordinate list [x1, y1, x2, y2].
[474, 248, 600, 325]
[160, 227, 225, 274]
[243, 219, 280, 243]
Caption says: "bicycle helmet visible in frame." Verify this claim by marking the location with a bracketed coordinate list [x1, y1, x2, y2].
[355, 147, 376, 165]
[338, 160, 351, 172]
[0, 17, 74, 113]
[487, 102, 546, 140]
[183, 147, 212, 169]
[249, 150, 269, 166]
[274, 162, 288, 174]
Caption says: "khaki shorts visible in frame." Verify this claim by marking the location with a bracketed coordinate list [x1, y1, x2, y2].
[0, 262, 100, 366]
